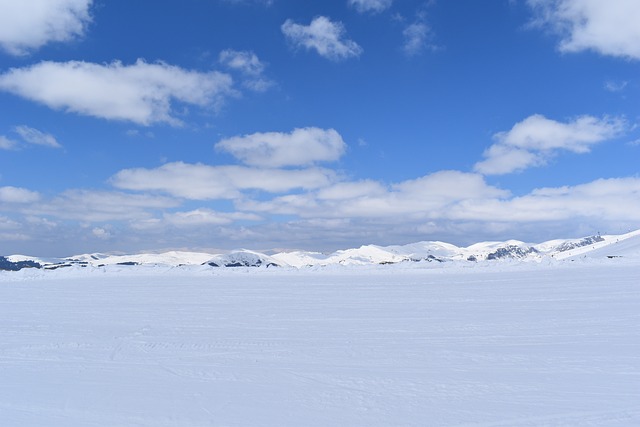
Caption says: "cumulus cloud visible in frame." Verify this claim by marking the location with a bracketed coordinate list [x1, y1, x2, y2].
[474, 114, 626, 175]
[0, 0, 92, 56]
[528, 0, 640, 59]
[0, 186, 41, 203]
[281, 16, 363, 61]
[219, 49, 274, 92]
[215, 127, 347, 167]
[110, 162, 336, 200]
[14, 125, 62, 148]
[0, 60, 234, 126]
[348, 0, 393, 14]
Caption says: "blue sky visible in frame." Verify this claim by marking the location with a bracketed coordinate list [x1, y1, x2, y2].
[0, 0, 639, 256]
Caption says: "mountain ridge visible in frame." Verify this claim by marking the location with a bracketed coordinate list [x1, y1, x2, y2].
[3, 229, 640, 271]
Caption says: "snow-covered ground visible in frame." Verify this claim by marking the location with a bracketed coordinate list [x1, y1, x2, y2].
[1, 257, 639, 426]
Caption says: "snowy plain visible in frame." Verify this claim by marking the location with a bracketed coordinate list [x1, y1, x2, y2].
[1, 238, 640, 426]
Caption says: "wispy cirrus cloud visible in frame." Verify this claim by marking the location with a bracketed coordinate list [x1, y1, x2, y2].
[0, 60, 235, 126]
[0, 135, 17, 150]
[14, 126, 62, 148]
[221, 0, 273, 6]
[604, 80, 628, 93]
[1, 126, 61, 150]
[0, 0, 93, 56]
[219, 49, 274, 92]
[402, 21, 432, 56]
[281, 16, 363, 61]
[474, 114, 626, 175]
[348, 0, 393, 14]
[528, 0, 640, 60]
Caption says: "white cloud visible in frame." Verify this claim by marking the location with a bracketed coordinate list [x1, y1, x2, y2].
[219, 49, 274, 92]
[219, 49, 265, 76]
[0, 186, 41, 203]
[0, 59, 234, 126]
[450, 177, 640, 223]
[317, 180, 386, 201]
[110, 162, 336, 200]
[348, 0, 393, 14]
[528, 0, 640, 59]
[216, 127, 347, 167]
[92, 227, 111, 240]
[239, 171, 509, 219]
[14, 125, 62, 148]
[0, 0, 92, 56]
[474, 114, 626, 175]
[232, 173, 640, 248]
[0, 215, 21, 230]
[29, 190, 179, 222]
[281, 16, 363, 61]
[604, 80, 628, 92]
[0, 135, 17, 150]
[130, 208, 261, 232]
[0, 232, 30, 241]
[6, 169, 640, 251]
[403, 22, 431, 56]
[162, 209, 261, 228]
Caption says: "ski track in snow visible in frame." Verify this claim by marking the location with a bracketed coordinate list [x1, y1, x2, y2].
[0, 262, 639, 426]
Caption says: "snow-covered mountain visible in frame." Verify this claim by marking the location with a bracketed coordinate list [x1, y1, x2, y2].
[3, 229, 640, 271]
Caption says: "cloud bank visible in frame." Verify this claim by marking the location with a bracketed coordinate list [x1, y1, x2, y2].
[1, 118, 637, 253]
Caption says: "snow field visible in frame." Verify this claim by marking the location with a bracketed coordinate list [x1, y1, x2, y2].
[0, 262, 639, 426]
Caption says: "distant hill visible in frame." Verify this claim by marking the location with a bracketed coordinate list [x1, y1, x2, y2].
[3, 229, 640, 271]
